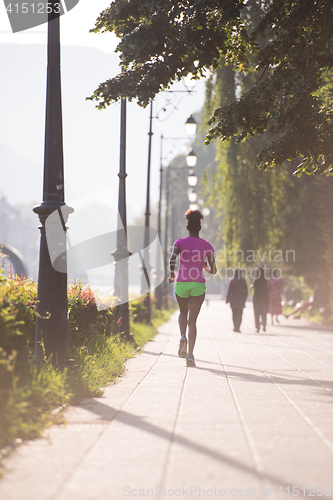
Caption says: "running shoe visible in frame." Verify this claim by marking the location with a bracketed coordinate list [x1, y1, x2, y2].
[178, 336, 187, 358]
[186, 353, 196, 367]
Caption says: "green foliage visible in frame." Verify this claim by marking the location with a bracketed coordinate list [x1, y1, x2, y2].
[67, 335, 133, 401]
[202, 60, 290, 260]
[89, 0, 333, 174]
[206, 0, 333, 174]
[201, 52, 333, 291]
[68, 278, 98, 330]
[130, 305, 176, 347]
[0, 270, 37, 360]
[0, 352, 68, 448]
[88, 0, 252, 108]
[67, 279, 114, 348]
[315, 176, 333, 306]
[129, 296, 152, 324]
[0, 337, 133, 450]
[0, 348, 17, 401]
[0, 275, 174, 453]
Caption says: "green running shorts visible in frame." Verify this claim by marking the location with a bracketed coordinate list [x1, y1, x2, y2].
[174, 281, 206, 298]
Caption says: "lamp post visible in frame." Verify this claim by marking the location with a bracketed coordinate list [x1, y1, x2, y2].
[187, 171, 198, 187]
[161, 143, 198, 306]
[112, 98, 131, 339]
[155, 127, 197, 310]
[170, 168, 181, 248]
[163, 164, 171, 308]
[185, 115, 197, 137]
[141, 100, 153, 323]
[143, 78, 197, 316]
[155, 134, 164, 310]
[188, 189, 198, 204]
[33, 4, 74, 366]
[158, 136, 197, 308]
[187, 165, 199, 210]
[186, 148, 198, 168]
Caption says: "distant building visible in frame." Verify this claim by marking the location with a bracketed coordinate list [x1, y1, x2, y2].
[0, 195, 39, 280]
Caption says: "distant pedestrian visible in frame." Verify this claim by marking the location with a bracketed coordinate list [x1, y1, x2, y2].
[268, 269, 283, 324]
[226, 269, 248, 332]
[168, 209, 217, 367]
[251, 267, 269, 332]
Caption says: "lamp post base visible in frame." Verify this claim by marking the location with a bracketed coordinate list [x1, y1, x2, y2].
[33, 202, 74, 367]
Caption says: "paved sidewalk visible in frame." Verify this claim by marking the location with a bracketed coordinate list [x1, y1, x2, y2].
[0, 299, 333, 500]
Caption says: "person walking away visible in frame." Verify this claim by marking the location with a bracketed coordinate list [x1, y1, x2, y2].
[251, 267, 269, 332]
[168, 209, 216, 367]
[268, 269, 283, 324]
[226, 269, 248, 332]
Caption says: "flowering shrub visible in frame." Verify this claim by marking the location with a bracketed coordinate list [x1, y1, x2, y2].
[0, 269, 171, 451]
[129, 295, 155, 324]
[68, 279, 97, 325]
[67, 279, 115, 347]
[0, 270, 37, 360]
[0, 275, 118, 450]
[0, 273, 117, 357]
[0, 347, 17, 397]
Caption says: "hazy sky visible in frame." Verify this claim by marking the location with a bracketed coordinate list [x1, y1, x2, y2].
[0, 0, 118, 52]
[0, 1, 206, 223]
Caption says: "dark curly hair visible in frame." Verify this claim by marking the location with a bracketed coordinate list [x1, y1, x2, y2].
[184, 209, 204, 233]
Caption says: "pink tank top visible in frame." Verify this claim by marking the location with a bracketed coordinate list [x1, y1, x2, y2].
[174, 236, 214, 283]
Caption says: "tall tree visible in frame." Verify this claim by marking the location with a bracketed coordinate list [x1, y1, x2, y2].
[89, 0, 333, 174]
[202, 60, 290, 262]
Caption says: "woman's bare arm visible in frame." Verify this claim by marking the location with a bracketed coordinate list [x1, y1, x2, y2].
[168, 245, 180, 282]
[204, 253, 217, 275]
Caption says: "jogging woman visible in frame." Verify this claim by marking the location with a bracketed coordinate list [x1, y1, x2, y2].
[168, 209, 216, 367]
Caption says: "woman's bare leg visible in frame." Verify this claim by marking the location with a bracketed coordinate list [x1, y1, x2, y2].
[187, 293, 205, 354]
[175, 294, 190, 337]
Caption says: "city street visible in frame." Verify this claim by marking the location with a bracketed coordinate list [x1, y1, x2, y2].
[0, 298, 332, 500]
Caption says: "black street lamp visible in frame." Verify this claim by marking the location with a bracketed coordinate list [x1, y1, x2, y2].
[143, 80, 198, 317]
[158, 124, 197, 308]
[184, 115, 197, 137]
[164, 163, 193, 303]
[112, 98, 131, 339]
[33, 5, 74, 366]
[155, 134, 164, 310]
[163, 164, 171, 309]
[187, 171, 198, 187]
[188, 189, 198, 204]
[141, 100, 154, 323]
[186, 148, 198, 168]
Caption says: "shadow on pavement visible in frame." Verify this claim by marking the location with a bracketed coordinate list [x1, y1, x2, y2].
[194, 364, 333, 394]
[73, 398, 294, 490]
